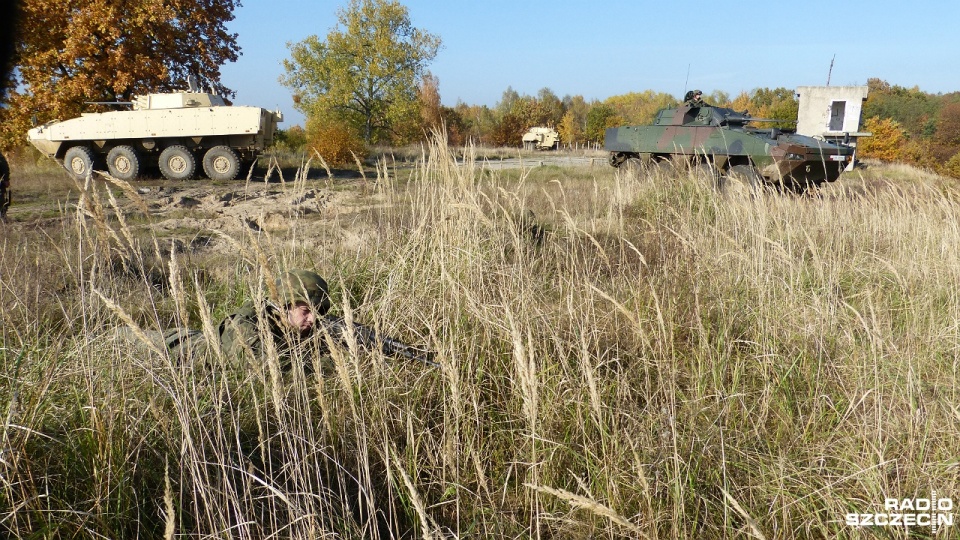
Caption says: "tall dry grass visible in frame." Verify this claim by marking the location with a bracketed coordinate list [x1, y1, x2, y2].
[1, 141, 958, 538]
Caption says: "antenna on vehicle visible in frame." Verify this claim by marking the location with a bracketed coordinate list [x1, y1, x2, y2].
[826, 54, 835, 86]
[683, 63, 691, 95]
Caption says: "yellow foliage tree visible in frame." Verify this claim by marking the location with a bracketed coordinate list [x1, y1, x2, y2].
[730, 91, 752, 112]
[858, 116, 907, 162]
[604, 91, 676, 125]
[558, 110, 582, 145]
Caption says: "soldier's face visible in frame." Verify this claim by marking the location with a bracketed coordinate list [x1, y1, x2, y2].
[286, 301, 316, 333]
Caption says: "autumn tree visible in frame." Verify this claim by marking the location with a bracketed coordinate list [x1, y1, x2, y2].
[858, 116, 907, 162]
[558, 95, 589, 145]
[536, 88, 564, 127]
[729, 91, 752, 113]
[1, 0, 240, 149]
[419, 71, 443, 133]
[931, 100, 960, 162]
[305, 110, 366, 167]
[864, 78, 940, 137]
[943, 151, 960, 179]
[452, 102, 496, 145]
[604, 90, 676, 125]
[281, 0, 441, 146]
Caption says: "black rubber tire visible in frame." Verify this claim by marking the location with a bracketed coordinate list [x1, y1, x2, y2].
[106, 145, 141, 181]
[619, 157, 644, 176]
[63, 146, 97, 180]
[202, 146, 240, 181]
[159, 145, 197, 181]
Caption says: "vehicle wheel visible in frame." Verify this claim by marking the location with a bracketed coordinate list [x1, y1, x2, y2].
[159, 145, 197, 181]
[202, 146, 240, 181]
[63, 146, 97, 180]
[106, 145, 141, 181]
[721, 164, 763, 197]
[619, 158, 644, 176]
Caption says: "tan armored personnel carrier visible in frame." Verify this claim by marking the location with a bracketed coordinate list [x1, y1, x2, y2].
[27, 79, 282, 181]
[522, 127, 560, 150]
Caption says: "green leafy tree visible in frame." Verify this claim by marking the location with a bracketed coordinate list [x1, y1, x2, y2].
[453, 102, 496, 145]
[746, 87, 798, 129]
[864, 78, 940, 138]
[281, 0, 441, 145]
[536, 87, 564, 127]
[585, 104, 620, 143]
[274, 125, 308, 152]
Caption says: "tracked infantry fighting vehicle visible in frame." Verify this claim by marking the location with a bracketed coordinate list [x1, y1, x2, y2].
[605, 104, 854, 192]
[27, 81, 282, 181]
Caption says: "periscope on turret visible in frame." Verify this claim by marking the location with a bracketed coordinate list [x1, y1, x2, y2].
[604, 104, 855, 192]
[26, 83, 283, 182]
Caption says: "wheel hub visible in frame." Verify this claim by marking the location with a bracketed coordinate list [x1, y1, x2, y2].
[70, 158, 86, 174]
[115, 157, 131, 174]
[169, 156, 186, 173]
[213, 156, 230, 173]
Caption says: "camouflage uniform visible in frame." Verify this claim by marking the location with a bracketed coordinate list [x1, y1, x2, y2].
[0, 151, 10, 221]
[683, 89, 706, 107]
[164, 270, 332, 370]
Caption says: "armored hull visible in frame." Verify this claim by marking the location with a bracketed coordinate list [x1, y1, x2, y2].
[604, 105, 854, 190]
[522, 127, 560, 150]
[27, 90, 282, 181]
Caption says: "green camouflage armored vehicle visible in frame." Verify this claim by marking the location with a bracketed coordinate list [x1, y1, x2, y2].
[27, 80, 282, 182]
[604, 104, 854, 192]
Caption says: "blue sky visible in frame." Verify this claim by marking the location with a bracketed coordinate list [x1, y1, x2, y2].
[219, 0, 958, 128]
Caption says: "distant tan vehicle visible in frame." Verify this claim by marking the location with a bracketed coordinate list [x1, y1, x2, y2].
[27, 80, 282, 181]
[522, 127, 560, 150]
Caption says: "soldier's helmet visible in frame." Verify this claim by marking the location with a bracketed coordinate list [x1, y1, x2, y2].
[275, 270, 331, 315]
[684, 90, 696, 102]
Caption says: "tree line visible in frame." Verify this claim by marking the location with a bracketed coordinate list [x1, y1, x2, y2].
[1, 0, 959, 178]
[858, 79, 960, 177]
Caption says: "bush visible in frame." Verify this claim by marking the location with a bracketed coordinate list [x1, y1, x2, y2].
[858, 116, 907, 161]
[306, 117, 366, 167]
[942, 151, 960, 179]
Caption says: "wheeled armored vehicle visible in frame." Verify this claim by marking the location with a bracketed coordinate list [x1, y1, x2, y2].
[604, 104, 854, 191]
[522, 127, 560, 150]
[27, 83, 282, 182]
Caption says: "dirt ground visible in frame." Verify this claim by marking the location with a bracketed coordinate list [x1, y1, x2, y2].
[2, 161, 388, 260]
